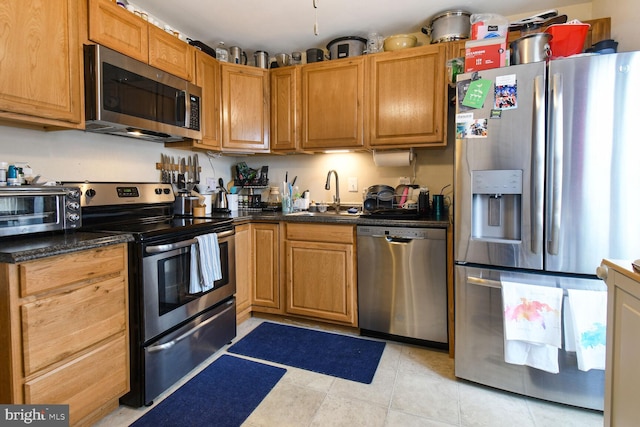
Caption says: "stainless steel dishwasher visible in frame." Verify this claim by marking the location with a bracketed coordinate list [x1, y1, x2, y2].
[357, 225, 448, 348]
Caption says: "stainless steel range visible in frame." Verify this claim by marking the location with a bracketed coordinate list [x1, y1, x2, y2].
[67, 182, 236, 407]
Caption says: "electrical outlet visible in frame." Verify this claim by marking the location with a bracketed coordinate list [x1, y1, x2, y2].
[399, 176, 410, 185]
[348, 177, 358, 192]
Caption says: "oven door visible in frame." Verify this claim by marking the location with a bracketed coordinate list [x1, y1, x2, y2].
[142, 229, 235, 341]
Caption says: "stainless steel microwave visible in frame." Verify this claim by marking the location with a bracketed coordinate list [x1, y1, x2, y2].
[84, 44, 202, 143]
[0, 186, 82, 238]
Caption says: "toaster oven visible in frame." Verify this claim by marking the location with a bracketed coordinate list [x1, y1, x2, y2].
[0, 186, 81, 238]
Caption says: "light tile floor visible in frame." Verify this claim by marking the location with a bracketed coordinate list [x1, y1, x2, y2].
[96, 316, 604, 427]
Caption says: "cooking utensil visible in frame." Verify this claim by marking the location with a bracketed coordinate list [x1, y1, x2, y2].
[383, 34, 417, 51]
[194, 154, 200, 184]
[275, 53, 291, 67]
[171, 156, 176, 183]
[422, 10, 472, 44]
[510, 33, 553, 65]
[326, 36, 367, 59]
[254, 51, 269, 68]
[306, 48, 324, 63]
[229, 46, 248, 64]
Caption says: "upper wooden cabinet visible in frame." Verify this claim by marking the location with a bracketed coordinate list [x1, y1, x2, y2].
[88, 0, 194, 81]
[301, 57, 365, 150]
[271, 66, 302, 153]
[366, 44, 447, 148]
[169, 49, 222, 151]
[220, 63, 270, 153]
[0, 0, 83, 129]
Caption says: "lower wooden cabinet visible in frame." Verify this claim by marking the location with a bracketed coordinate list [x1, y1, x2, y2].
[251, 223, 282, 312]
[284, 223, 357, 326]
[235, 222, 282, 320]
[0, 244, 130, 427]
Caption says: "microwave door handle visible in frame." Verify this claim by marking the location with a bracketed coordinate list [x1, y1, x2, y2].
[177, 90, 187, 127]
[548, 73, 563, 256]
[531, 74, 545, 255]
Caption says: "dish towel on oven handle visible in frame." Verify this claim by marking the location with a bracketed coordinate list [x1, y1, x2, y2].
[189, 233, 222, 293]
[501, 281, 563, 373]
[565, 289, 607, 371]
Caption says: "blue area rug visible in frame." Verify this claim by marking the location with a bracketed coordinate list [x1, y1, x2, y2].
[130, 355, 285, 427]
[228, 322, 386, 384]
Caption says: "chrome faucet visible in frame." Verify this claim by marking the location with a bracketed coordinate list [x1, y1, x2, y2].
[325, 170, 340, 211]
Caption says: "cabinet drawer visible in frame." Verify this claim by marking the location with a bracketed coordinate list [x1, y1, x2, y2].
[21, 275, 127, 375]
[19, 245, 126, 297]
[286, 223, 354, 244]
[24, 335, 129, 426]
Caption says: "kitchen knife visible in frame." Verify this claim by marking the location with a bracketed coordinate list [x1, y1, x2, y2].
[171, 156, 176, 183]
[194, 154, 200, 184]
[187, 156, 192, 183]
[160, 154, 166, 183]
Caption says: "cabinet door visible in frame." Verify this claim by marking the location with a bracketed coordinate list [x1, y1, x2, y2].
[24, 335, 128, 426]
[270, 66, 301, 153]
[301, 58, 365, 150]
[285, 239, 356, 325]
[221, 64, 270, 153]
[88, 0, 149, 62]
[251, 223, 281, 310]
[234, 224, 251, 320]
[606, 271, 640, 427]
[367, 44, 446, 148]
[148, 24, 194, 81]
[0, 0, 82, 127]
[194, 50, 222, 149]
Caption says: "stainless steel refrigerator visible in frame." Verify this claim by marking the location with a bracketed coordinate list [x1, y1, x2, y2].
[453, 51, 640, 411]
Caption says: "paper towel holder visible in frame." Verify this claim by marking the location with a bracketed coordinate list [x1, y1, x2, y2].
[372, 148, 415, 167]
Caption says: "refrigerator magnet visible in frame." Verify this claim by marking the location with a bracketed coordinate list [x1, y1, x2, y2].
[462, 79, 492, 109]
[494, 74, 517, 110]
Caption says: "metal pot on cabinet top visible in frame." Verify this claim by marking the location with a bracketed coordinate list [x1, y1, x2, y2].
[229, 46, 247, 65]
[253, 50, 269, 68]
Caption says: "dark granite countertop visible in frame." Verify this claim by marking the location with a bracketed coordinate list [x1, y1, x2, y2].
[213, 210, 451, 228]
[0, 210, 449, 264]
[0, 232, 133, 264]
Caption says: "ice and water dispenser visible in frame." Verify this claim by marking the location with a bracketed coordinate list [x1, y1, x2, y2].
[471, 170, 522, 242]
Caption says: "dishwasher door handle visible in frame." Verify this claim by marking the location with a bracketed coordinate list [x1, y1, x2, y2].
[385, 236, 415, 244]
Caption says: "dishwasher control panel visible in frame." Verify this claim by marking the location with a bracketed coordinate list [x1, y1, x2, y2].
[357, 226, 446, 240]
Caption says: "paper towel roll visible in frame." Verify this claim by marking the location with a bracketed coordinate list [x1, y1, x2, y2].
[373, 150, 412, 167]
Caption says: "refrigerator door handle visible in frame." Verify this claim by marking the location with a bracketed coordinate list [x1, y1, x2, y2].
[548, 73, 564, 255]
[531, 74, 545, 255]
[467, 275, 501, 289]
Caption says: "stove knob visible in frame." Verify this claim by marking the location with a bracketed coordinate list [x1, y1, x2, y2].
[86, 188, 96, 198]
[67, 212, 80, 222]
[155, 188, 162, 195]
[163, 188, 171, 194]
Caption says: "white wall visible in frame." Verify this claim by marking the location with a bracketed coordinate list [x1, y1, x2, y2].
[0, 124, 454, 205]
[592, 0, 640, 52]
[0, 125, 237, 187]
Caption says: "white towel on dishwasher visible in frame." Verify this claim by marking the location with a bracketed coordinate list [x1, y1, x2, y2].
[189, 233, 222, 293]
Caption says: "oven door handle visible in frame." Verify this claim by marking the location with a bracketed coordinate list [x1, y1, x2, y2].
[145, 229, 234, 254]
[147, 299, 234, 353]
